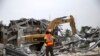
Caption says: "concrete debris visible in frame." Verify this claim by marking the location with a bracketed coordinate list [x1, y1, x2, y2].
[0, 18, 100, 56]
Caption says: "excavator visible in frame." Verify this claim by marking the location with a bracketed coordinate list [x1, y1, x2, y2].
[19, 15, 77, 45]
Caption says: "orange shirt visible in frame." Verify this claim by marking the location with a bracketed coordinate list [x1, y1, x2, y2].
[44, 34, 54, 46]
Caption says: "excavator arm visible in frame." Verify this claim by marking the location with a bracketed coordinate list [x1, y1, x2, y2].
[47, 15, 76, 35]
[21, 15, 77, 43]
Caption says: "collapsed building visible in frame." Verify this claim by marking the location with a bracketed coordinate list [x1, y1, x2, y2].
[0, 18, 50, 56]
[7, 18, 50, 46]
[0, 16, 100, 56]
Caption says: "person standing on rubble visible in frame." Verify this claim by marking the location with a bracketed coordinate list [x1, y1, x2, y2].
[44, 29, 55, 56]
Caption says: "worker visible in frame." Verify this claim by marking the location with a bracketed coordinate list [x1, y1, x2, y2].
[44, 29, 55, 56]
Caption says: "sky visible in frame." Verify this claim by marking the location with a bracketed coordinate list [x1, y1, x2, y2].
[0, 0, 100, 31]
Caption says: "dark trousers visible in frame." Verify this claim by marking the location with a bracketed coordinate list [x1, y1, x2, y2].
[46, 46, 54, 56]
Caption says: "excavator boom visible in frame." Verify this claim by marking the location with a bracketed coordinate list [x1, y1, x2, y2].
[47, 15, 76, 35]
[21, 15, 77, 43]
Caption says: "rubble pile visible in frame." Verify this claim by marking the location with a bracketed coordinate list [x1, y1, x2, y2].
[0, 18, 100, 56]
[0, 18, 50, 56]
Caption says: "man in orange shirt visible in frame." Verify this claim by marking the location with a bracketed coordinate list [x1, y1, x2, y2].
[44, 29, 55, 56]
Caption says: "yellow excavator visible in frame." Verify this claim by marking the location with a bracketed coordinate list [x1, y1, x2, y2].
[20, 15, 76, 44]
